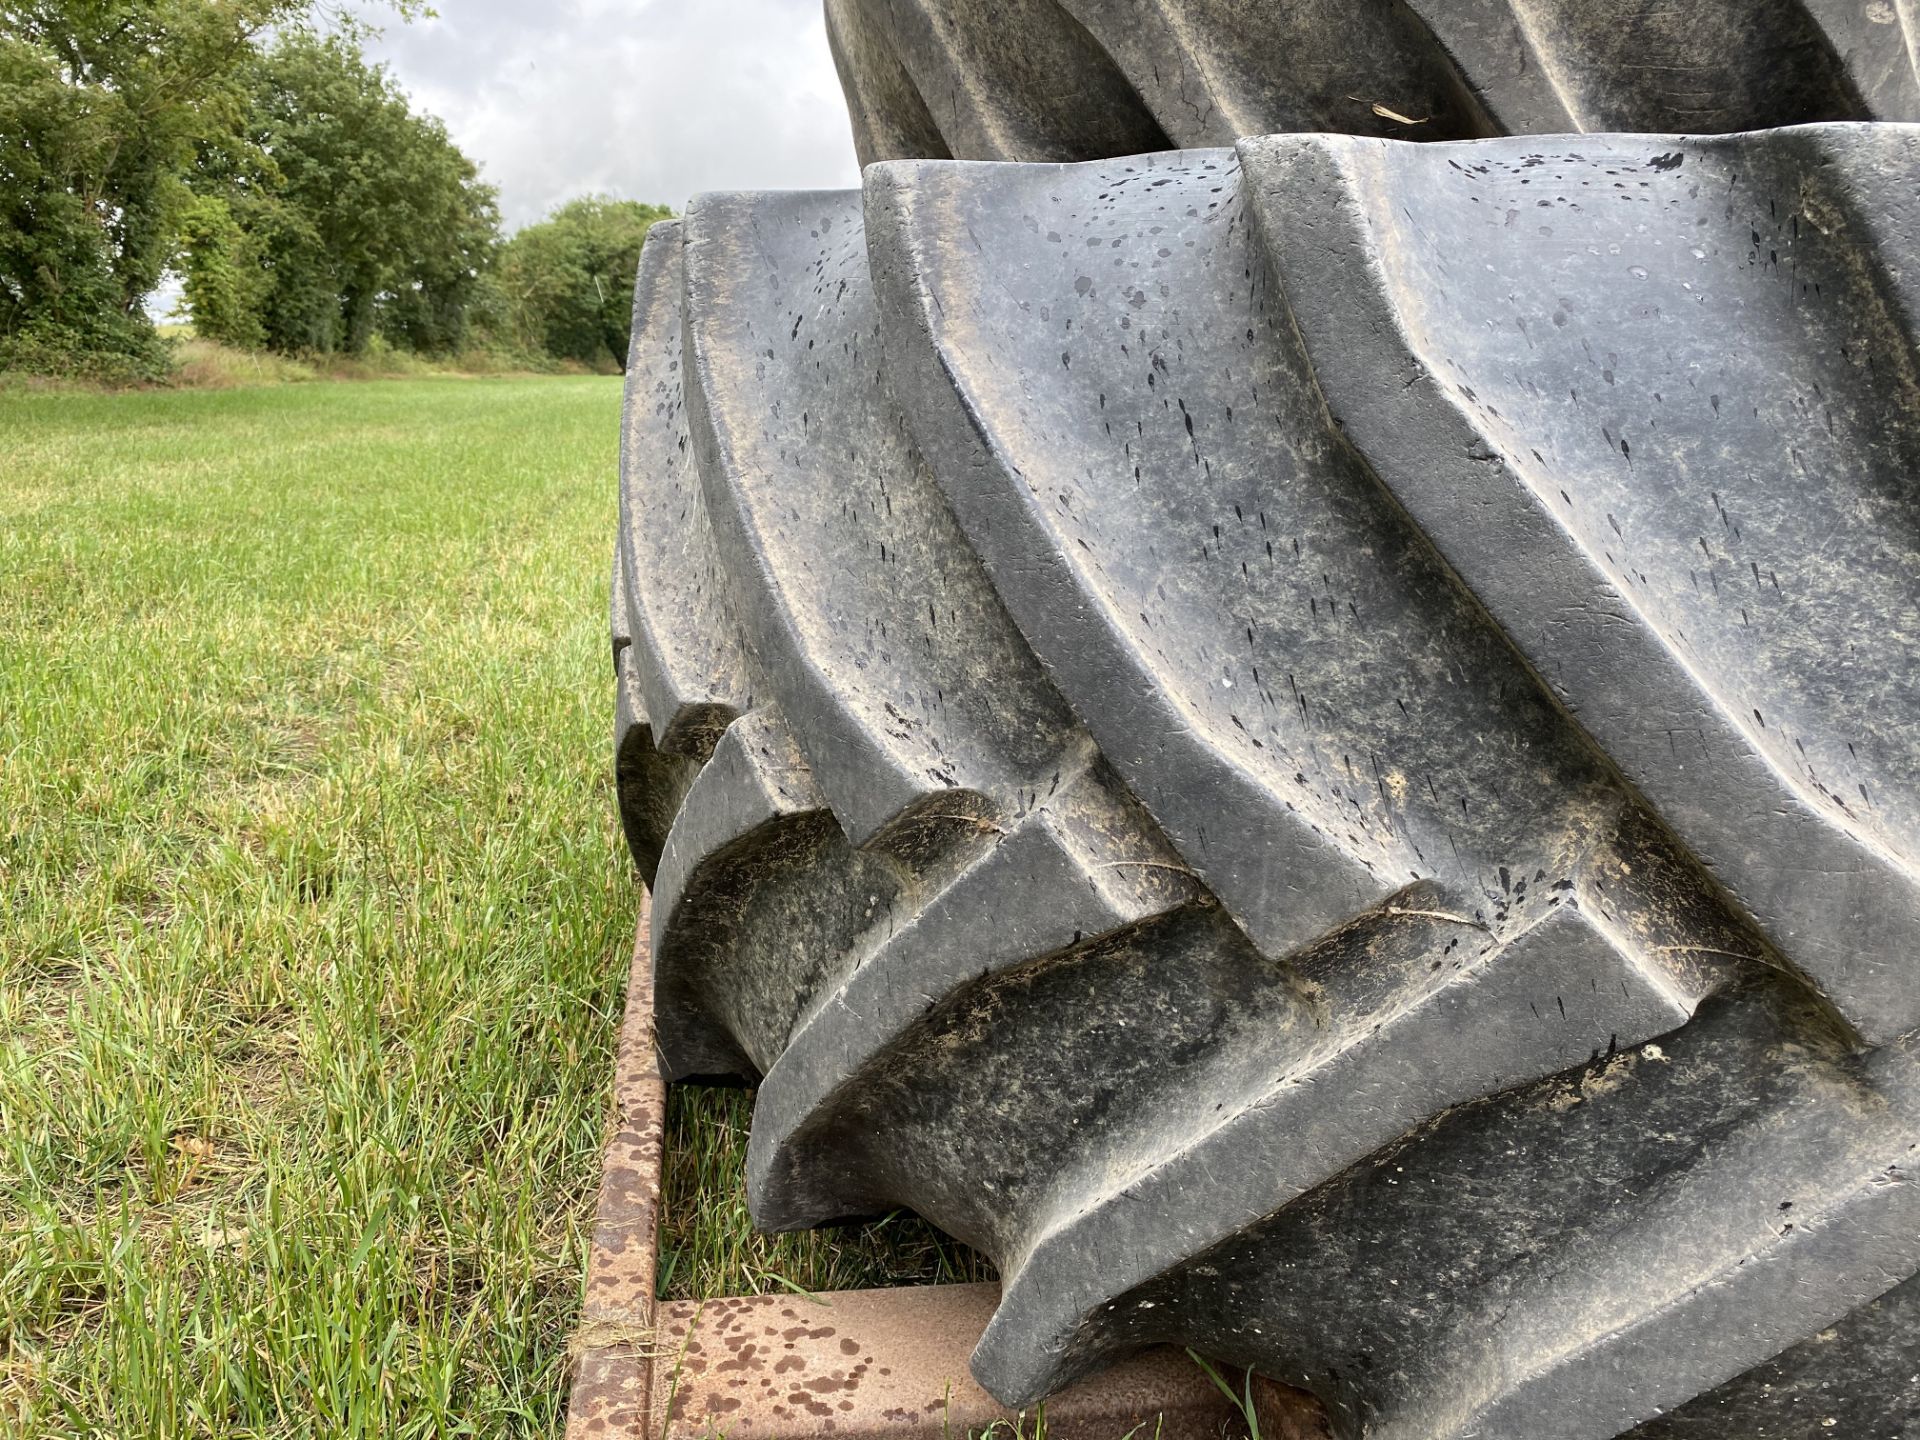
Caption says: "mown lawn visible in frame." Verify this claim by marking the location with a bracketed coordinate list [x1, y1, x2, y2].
[0, 377, 975, 1439]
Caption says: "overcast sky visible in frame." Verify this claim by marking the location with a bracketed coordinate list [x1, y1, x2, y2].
[361, 0, 865, 231]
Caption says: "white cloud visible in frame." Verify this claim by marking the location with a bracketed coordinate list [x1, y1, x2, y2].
[361, 0, 863, 230]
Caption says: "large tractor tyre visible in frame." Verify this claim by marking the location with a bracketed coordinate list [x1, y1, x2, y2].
[827, 0, 1920, 165]
[612, 123, 1920, 1439]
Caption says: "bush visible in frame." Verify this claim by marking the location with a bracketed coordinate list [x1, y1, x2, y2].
[0, 315, 173, 385]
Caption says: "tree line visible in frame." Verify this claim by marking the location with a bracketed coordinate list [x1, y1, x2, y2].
[1, 1, 670, 380]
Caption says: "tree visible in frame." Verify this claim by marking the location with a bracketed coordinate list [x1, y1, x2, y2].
[0, 0, 322, 374]
[493, 197, 672, 370]
[174, 192, 267, 350]
[189, 32, 499, 356]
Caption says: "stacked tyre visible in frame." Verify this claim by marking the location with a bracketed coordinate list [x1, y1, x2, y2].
[612, 5, 1920, 1437]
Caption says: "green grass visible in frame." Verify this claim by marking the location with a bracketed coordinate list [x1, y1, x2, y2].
[158, 334, 605, 390]
[659, 1087, 991, 1303]
[0, 378, 979, 1438]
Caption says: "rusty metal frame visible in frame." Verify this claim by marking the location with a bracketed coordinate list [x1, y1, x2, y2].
[566, 903, 1330, 1440]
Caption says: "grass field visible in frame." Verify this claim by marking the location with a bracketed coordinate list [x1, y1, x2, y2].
[0, 377, 978, 1438]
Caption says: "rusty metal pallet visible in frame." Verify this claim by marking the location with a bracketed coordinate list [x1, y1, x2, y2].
[564, 902, 1331, 1439]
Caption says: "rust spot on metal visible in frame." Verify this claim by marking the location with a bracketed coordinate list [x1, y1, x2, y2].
[649, 1286, 1328, 1438]
[565, 904, 666, 1440]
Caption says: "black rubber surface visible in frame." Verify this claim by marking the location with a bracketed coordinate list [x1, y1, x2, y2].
[612, 123, 1920, 1439]
[828, 0, 1920, 164]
